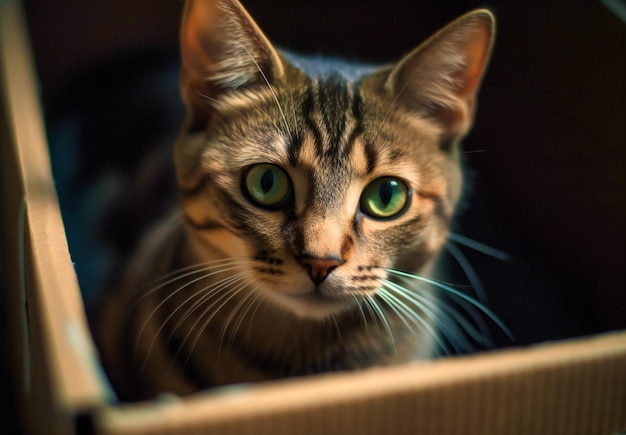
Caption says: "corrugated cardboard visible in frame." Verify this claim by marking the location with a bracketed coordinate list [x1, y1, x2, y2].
[2, 0, 625, 433]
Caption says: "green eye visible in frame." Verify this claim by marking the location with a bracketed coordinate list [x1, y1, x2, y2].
[243, 164, 292, 209]
[360, 177, 410, 219]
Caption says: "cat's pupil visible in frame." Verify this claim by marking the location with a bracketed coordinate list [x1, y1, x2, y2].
[261, 170, 274, 193]
[379, 183, 393, 207]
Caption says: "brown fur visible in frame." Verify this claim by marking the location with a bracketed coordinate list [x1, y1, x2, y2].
[94, 0, 494, 401]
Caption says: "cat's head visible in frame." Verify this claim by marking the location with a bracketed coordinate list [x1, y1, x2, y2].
[174, 0, 494, 319]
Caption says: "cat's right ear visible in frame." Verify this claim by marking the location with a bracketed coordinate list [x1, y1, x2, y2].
[180, 0, 284, 129]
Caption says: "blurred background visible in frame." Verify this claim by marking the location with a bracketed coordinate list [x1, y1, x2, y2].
[1, 0, 624, 432]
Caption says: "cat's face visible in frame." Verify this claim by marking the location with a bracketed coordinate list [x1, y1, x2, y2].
[175, 0, 493, 319]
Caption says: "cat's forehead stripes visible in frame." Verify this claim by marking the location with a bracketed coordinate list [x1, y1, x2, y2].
[311, 73, 354, 155]
[289, 73, 372, 174]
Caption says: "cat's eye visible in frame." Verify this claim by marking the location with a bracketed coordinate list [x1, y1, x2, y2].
[360, 177, 410, 219]
[242, 164, 293, 209]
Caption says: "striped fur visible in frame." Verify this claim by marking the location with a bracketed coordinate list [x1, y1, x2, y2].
[94, 0, 495, 401]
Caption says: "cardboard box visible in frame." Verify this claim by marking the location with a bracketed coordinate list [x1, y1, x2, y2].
[2, 0, 625, 433]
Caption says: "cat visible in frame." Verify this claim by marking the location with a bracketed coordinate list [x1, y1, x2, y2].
[93, 0, 499, 402]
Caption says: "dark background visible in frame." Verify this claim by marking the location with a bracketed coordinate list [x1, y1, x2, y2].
[2, 0, 624, 432]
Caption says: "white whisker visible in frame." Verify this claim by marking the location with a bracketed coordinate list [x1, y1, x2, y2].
[351, 294, 369, 333]
[133, 263, 245, 356]
[381, 282, 461, 354]
[218, 280, 261, 350]
[364, 295, 396, 354]
[131, 258, 249, 316]
[448, 232, 510, 262]
[181, 278, 251, 367]
[145, 258, 248, 289]
[228, 286, 263, 348]
[383, 279, 489, 353]
[382, 267, 513, 342]
[372, 60, 429, 147]
[286, 83, 299, 138]
[445, 241, 488, 303]
[137, 269, 249, 372]
[249, 99, 283, 134]
[237, 42, 292, 137]
[167, 272, 250, 341]
[378, 286, 452, 355]
[331, 315, 342, 342]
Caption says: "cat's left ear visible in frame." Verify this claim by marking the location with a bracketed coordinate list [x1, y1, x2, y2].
[180, 0, 284, 128]
[386, 10, 495, 147]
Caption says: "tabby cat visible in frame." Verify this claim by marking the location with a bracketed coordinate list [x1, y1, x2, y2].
[94, 0, 498, 401]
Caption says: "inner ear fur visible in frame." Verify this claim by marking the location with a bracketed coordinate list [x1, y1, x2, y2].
[180, 0, 284, 128]
[386, 10, 495, 147]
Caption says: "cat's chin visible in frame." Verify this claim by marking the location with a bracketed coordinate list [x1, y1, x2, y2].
[266, 290, 357, 320]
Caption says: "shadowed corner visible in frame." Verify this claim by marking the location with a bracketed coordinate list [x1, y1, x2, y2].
[600, 0, 626, 23]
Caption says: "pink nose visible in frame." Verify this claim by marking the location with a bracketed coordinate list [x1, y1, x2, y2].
[299, 256, 344, 284]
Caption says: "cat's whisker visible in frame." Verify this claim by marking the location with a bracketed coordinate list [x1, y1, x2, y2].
[167, 271, 250, 344]
[286, 83, 300, 138]
[247, 99, 283, 135]
[382, 279, 489, 353]
[381, 281, 463, 354]
[196, 91, 220, 104]
[226, 285, 264, 349]
[130, 258, 249, 321]
[179, 278, 252, 367]
[138, 270, 249, 372]
[185, 282, 252, 367]
[445, 241, 488, 303]
[436, 302, 493, 349]
[382, 267, 514, 342]
[331, 314, 342, 342]
[351, 294, 369, 334]
[145, 258, 249, 290]
[441, 233, 511, 344]
[443, 293, 496, 348]
[237, 42, 293, 138]
[159, 212, 185, 235]
[138, 287, 209, 374]
[442, 241, 494, 344]
[448, 232, 510, 262]
[218, 279, 261, 351]
[163, 281, 241, 369]
[241, 286, 266, 337]
[372, 60, 430, 147]
[133, 263, 245, 355]
[364, 295, 396, 354]
[377, 285, 453, 355]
